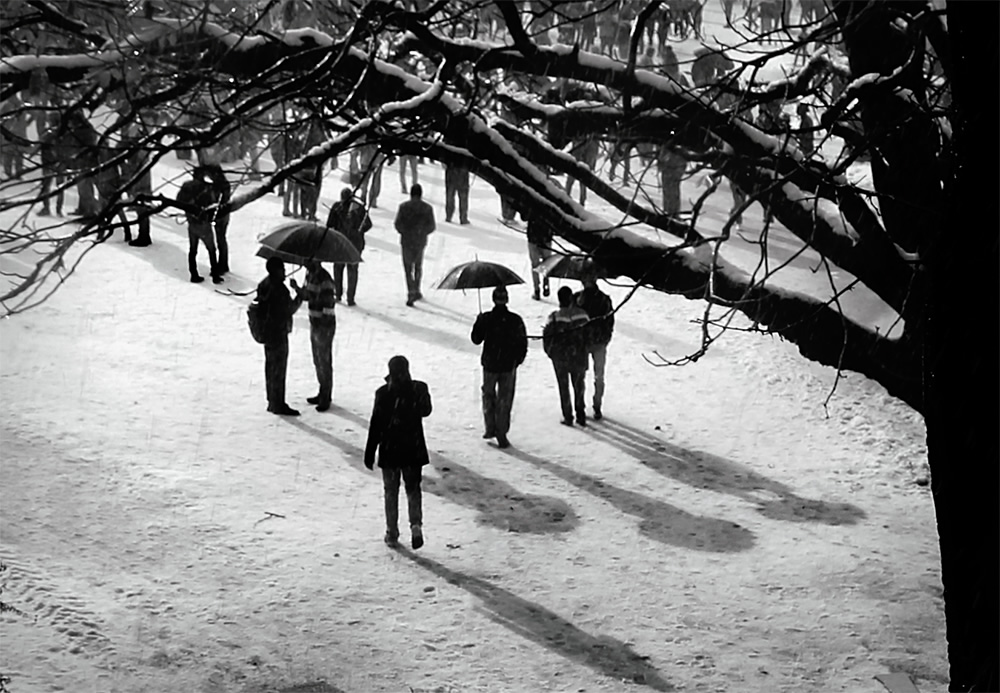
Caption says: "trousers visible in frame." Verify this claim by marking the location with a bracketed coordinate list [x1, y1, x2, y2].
[482, 369, 516, 436]
[309, 319, 336, 404]
[333, 263, 359, 303]
[382, 466, 423, 537]
[401, 242, 426, 301]
[553, 362, 586, 421]
[264, 338, 289, 409]
[587, 343, 607, 409]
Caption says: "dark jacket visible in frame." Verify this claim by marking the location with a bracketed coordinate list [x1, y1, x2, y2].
[255, 275, 302, 344]
[471, 306, 528, 372]
[394, 198, 436, 247]
[542, 306, 590, 371]
[364, 379, 433, 469]
[177, 174, 219, 226]
[575, 286, 614, 346]
[326, 198, 372, 252]
[445, 164, 470, 191]
[526, 218, 554, 248]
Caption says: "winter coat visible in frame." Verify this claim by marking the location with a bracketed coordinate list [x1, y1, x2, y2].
[326, 199, 373, 252]
[364, 379, 433, 469]
[445, 164, 470, 191]
[471, 306, 528, 373]
[394, 198, 436, 248]
[302, 266, 337, 325]
[526, 218, 554, 249]
[542, 305, 590, 371]
[575, 287, 615, 346]
[255, 275, 302, 345]
[177, 175, 220, 226]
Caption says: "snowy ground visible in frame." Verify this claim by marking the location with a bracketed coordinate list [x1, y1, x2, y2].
[1, 7, 946, 693]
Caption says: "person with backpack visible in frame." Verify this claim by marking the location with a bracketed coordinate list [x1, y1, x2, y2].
[471, 286, 528, 448]
[364, 355, 433, 550]
[575, 272, 615, 420]
[325, 187, 372, 306]
[542, 286, 590, 426]
[255, 257, 304, 416]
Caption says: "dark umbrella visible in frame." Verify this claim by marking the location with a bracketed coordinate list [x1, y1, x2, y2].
[534, 253, 604, 281]
[256, 221, 362, 265]
[434, 259, 525, 311]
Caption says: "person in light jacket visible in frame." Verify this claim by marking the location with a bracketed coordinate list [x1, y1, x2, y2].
[293, 261, 337, 411]
[471, 286, 528, 448]
[364, 355, 433, 550]
[542, 286, 590, 426]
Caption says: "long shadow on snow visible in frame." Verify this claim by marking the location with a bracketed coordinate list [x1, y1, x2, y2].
[285, 409, 578, 535]
[399, 548, 675, 692]
[587, 417, 866, 526]
[353, 304, 473, 354]
[499, 446, 754, 553]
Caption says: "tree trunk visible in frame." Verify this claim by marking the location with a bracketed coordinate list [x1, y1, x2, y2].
[926, 4, 999, 690]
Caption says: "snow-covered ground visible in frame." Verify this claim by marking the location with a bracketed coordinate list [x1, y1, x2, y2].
[1, 144, 945, 692]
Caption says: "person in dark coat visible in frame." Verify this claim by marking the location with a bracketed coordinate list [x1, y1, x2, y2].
[575, 273, 615, 420]
[326, 187, 372, 306]
[542, 286, 590, 426]
[657, 146, 687, 216]
[394, 183, 436, 306]
[444, 162, 471, 224]
[471, 286, 528, 448]
[796, 102, 815, 156]
[176, 169, 223, 284]
[197, 163, 231, 272]
[364, 355, 433, 550]
[294, 261, 337, 411]
[255, 257, 304, 416]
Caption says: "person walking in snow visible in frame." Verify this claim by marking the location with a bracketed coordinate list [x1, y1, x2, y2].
[326, 187, 372, 306]
[255, 257, 304, 416]
[295, 260, 337, 412]
[471, 286, 528, 449]
[394, 183, 436, 307]
[364, 355, 433, 550]
[543, 286, 591, 426]
[575, 271, 615, 420]
[526, 216, 554, 300]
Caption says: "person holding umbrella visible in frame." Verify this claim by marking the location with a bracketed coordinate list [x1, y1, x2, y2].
[471, 286, 528, 449]
[292, 261, 337, 412]
[543, 286, 590, 426]
[255, 257, 304, 416]
[326, 187, 372, 306]
[575, 270, 615, 421]
[364, 355, 433, 550]
[394, 183, 436, 307]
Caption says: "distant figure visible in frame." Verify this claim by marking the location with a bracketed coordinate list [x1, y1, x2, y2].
[326, 187, 372, 306]
[295, 261, 337, 412]
[526, 217, 554, 300]
[297, 158, 323, 221]
[444, 162, 471, 224]
[398, 154, 419, 193]
[0, 94, 28, 179]
[471, 286, 528, 449]
[657, 146, 688, 216]
[197, 163, 231, 273]
[364, 355, 433, 550]
[255, 257, 304, 416]
[575, 272, 615, 420]
[176, 169, 224, 284]
[394, 183, 436, 307]
[542, 286, 591, 426]
[796, 102, 815, 155]
[357, 142, 384, 208]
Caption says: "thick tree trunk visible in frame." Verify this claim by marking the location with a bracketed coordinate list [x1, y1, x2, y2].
[926, 4, 999, 690]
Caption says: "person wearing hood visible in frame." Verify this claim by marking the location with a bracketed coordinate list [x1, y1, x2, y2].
[542, 286, 590, 426]
[364, 355, 433, 550]
[471, 286, 528, 448]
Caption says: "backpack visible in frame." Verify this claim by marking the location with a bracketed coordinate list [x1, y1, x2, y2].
[247, 300, 266, 344]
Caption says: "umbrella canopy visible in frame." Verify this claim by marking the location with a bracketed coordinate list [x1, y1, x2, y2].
[434, 260, 525, 290]
[534, 254, 604, 281]
[256, 221, 362, 265]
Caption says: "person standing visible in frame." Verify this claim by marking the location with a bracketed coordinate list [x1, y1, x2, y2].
[398, 153, 418, 193]
[255, 257, 303, 416]
[326, 187, 372, 306]
[364, 355, 433, 550]
[575, 273, 615, 420]
[294, 261, 337, 412]
[394, 183, 436, 307]
[198, 163, 231, 272]
[526, 216, 554, 300]
[543, 286, 590, 426]
[657, 146, 687, 216]
[444, 162, 471, 224]
[796, 102, 815, 156]
[471, 286, 528, 449]
[176, 168, 223, 284]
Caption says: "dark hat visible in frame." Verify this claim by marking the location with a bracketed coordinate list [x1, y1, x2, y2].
[387, 355, 410, 378]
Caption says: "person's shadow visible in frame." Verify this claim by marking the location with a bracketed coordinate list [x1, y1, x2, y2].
[499, 446, 755, 553]
[287, 408, 580, 535]
[400, 549, 676, 692]
[587, 418, 867, 525]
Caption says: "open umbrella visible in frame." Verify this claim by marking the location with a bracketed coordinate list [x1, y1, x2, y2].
[534, 253, 604, 281]
[256, 221, 362, 265]
[434, 260, 525, 310]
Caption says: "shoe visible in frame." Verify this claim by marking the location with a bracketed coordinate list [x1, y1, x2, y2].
[560, 418, 574, 427]
[406, 299, 415, 307]
[384, 532, 399, 548]
[445, 217, 453, 224]
[347, 299, 356, 306]
[496, 434, 510, 449]
[190, 275, 204, 284]
[482, 431, 496, 439]
[315, 401, 331, 412]
[415, 292, 423, 301]
[307, 395, 321, 405]
[576, 416, 587, 427]
[543, 286, 550, 297]
[411, 524, 424, 550]
[212, 275, 224, 284]
[459, 219, 471, 225]
[334, 295, 342, 303]
[532, 292, 540, 301]
[128, 237, 152, 247]
[272, 405, 300, 417]
[593, 406, 603, 421]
